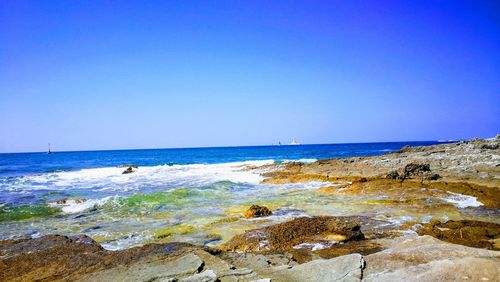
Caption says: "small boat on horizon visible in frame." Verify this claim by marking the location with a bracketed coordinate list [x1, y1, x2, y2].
[47, 143, 52, 154]
[290, 137, 300, 145]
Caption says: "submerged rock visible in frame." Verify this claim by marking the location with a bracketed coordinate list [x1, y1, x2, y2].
[416, 219, 500, 250]
[244, 205, 272, 218]
[54, 198, 86, 205]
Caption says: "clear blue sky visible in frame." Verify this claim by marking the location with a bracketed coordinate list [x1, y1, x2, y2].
[1, 0, 499, 152]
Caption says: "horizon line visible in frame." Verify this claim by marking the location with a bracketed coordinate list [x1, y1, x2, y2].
[0, 139, 459, 155]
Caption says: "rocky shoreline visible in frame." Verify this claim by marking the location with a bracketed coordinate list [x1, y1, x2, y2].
[1, 232, 499, 281]
[1, 136, 499, 281]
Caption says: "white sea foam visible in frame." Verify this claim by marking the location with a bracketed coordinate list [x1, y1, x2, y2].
[2, 160, 275, 193]
[100, 231, 154, 251]
[48, 196, 118, 214]
[293, 241, 338, 251]
[441, 191, 483, 208]
[282, 158, 318, 164]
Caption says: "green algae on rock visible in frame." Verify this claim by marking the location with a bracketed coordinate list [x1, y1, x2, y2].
[0, 204, 60, 221]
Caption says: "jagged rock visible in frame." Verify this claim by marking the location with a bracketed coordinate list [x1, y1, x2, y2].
[244, 205, 272, 218]
[179, 269, 217, 282]
[269, 253, 364, 282]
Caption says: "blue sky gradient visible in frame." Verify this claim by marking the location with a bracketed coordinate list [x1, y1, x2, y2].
[1, 0, 499, 152]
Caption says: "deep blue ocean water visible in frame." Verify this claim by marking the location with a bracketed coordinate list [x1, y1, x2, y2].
[0, 141, 442, 178]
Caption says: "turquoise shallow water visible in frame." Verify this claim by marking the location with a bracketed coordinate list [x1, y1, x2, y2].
[1, 141, 462, 249]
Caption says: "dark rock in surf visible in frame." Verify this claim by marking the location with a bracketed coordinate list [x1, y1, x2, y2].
[244, 205, 272, 218]
[122, 166, 135, 174]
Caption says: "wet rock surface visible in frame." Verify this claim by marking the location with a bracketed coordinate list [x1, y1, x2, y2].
[244, 205, 272, 218]
[122, 165, 136, 174]
[222, 216, 365, 253]
[416, 219, 500, 250]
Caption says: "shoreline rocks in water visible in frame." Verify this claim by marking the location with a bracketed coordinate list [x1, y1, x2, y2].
[244, 205, 272, 218]
[1, 137, 499, 281]
[121, 165, 138, 174]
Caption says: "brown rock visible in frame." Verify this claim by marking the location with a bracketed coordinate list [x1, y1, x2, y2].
[385, 171, 400, 179]
[0, 235, 210, 281]
[426, 173, 441, 180]
[244, 205, 272, 218]
[223, 216, 364, 255]
[400, 163, 431, 181]
[416, 220, 500, 250]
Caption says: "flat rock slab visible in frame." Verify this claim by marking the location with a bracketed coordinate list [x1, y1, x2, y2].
[270, 253, 364, 282]
[79, 253, 204, 282]
[180, 269, 217, 282]
[364, 257, 500, 282]
[363, 235, 500, 281]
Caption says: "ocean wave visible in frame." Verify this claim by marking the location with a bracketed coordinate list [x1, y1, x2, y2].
[0, 160, 276, 194]
[100, 231, 154, 251]
[47, 196, 119, 214]
[282, 158, 318, 164]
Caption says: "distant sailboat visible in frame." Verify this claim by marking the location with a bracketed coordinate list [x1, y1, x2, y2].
[290, 138, 300, 145]
[47, 143, 52, 154]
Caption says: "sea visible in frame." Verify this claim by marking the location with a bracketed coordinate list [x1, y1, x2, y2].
[1, 141, 475, 250]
